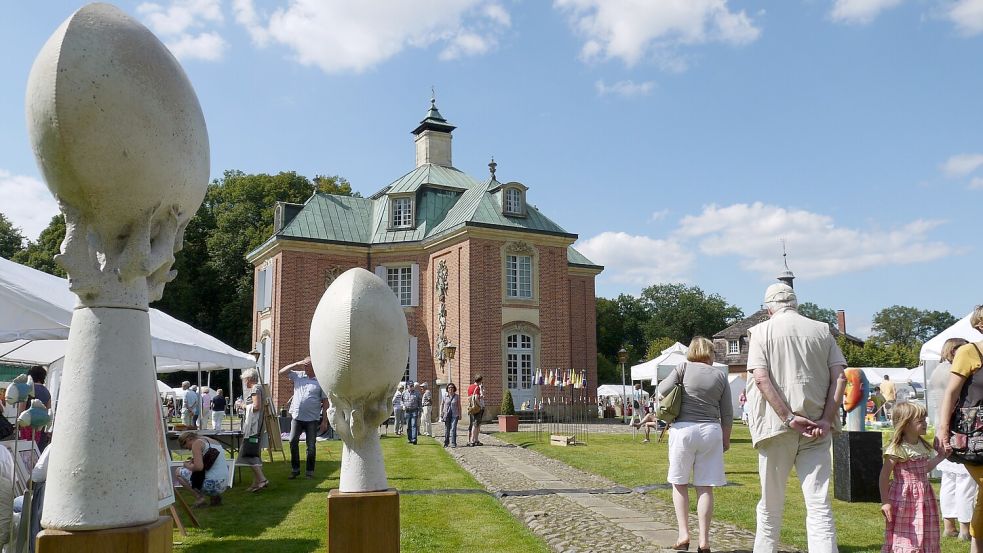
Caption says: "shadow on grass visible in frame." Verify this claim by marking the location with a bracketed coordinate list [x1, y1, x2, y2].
[839, 546, 885, 553]
[177, 538, 320, 553]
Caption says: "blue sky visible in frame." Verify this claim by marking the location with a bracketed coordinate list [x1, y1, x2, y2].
[2, 0, 982, 339]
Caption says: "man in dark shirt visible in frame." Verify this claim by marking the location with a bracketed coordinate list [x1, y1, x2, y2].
[210, 389, 227, 430]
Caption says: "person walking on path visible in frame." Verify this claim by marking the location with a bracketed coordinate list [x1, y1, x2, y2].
[467, 375, 485, 447]
[420, 383, 433, 437]
[656, 336, 732, 553]
[879, 402, 945, 552]
[392, 383, 405, 436]
[440, 383, 461, 448]
[745, 283, 847, 552]
[210, 389, 227, 431]
[279, 356, 329, 478]
[402, 382, 422, 444]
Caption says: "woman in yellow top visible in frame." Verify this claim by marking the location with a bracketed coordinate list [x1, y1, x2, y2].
[937, 304, 983, 549]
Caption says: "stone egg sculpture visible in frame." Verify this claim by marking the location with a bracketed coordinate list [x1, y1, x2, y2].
[25, 2, 209, 308]
[310, 268, 408, 492]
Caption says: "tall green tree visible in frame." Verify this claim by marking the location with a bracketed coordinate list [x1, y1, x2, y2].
[870, 305, 958, 348]
[11, 215, 66, 277]
[645, 336, 676, 361]
[798, 302, 837, 326]
[153, 171, 355, 350]
[0, 213, 25, 259]
[639, 283, 743, 345]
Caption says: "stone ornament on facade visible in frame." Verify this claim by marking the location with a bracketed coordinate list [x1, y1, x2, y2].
[505, 241, 535, 256]
[26, 3, 208, 530]
[323, 265, 343, 289]
[309, 268, 409, 492]
[434, 259, 449, 363]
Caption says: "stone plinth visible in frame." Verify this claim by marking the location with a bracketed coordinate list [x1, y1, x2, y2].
[833, 431, 883, 502]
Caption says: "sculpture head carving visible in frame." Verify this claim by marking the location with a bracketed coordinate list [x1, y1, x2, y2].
[25, 3, 209, 308]
[309, 268, 409, 492]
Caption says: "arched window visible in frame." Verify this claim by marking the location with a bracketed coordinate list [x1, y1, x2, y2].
[506, 333, 533, 390]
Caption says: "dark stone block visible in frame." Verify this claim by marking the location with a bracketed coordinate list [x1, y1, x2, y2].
[833, 431, 883, 502]
[279, 414, 292, 434]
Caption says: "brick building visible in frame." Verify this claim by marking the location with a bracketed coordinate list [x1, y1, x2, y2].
[246, 101, 602, 415]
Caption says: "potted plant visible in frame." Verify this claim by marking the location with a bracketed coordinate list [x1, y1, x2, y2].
[498, 389, 519, 432]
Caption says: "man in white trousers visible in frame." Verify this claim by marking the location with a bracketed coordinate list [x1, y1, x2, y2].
[745, 283, 847, 552]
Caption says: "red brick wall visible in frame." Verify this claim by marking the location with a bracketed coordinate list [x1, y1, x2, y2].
[538, 245, 571, 379]
[569, 274, 598, 395]
[370, 251, 432, 384]
[269, 249, 368, 406]
[467, 238, 502, 411]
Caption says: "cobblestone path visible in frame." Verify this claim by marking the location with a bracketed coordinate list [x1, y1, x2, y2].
[436, 425, 800, 553]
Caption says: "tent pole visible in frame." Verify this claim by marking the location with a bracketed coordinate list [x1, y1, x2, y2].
[228, 367, 233, 431]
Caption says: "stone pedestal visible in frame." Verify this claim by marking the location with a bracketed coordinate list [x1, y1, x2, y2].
[37, 516, 172, 553]
[328, 489, 399, 553]
[833, 431, 883, 502]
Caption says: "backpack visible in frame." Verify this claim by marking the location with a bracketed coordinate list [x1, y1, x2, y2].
[467, 393, 481, 415]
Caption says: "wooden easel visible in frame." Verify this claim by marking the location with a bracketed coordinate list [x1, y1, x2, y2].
[253, 367, 285, 463]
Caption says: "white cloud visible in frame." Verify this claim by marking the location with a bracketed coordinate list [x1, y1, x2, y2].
[829, 0, 904, 25]
[676, 202, 956, 278]
[575, 231, 694, 285]
[0, 170, 60, 242]
[970, 176, 983, 189]
[947, 0, 983, 35]
[595, 79, 655, 97]
[941, 153, 983, 177]
[137, 0, 228, 61]
[649, 209, 670, 222]
[554, 0, 760, 68]
[233, 0, 511, 74]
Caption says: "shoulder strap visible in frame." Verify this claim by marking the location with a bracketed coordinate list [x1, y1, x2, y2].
[678, 363, 686, 386]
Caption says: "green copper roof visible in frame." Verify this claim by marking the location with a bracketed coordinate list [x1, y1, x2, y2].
[265, 164, 584, 250]
[375, 164, 478, 196]
[277, 193, 374, 244]
[411, 99, 456, 135]
[567, 246, 601, 268]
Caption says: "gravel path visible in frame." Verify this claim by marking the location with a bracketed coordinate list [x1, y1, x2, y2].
[435, 424, 801, 553]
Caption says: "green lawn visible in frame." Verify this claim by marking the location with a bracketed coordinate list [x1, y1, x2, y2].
[496, 426, 962, 553]
[171, 435, 547, 552]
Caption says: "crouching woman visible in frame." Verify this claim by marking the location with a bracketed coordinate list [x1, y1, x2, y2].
[175, 431, 228, 507]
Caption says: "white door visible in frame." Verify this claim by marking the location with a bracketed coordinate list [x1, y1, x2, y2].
[506, 333, 535, 410]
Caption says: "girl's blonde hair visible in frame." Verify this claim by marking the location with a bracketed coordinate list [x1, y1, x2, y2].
[686, 336, 715, 364]
[972, 305, 983, 331]
[941, 338, 970, 363]
[889, 402, 931, 450]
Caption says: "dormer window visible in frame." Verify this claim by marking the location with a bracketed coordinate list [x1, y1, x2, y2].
[728, 340, 739, 355]
[503, 186, 525, 216]
[391, 196, 414, 229]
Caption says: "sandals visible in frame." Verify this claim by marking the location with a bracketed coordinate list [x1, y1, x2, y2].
[671, 540, 689, 551]
[248, 480, 269, 492]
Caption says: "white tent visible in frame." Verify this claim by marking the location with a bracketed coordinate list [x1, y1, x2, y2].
[596, 384, 649, 401]
[630, 342, 728, 383]
[920, 312, 983, 362]
[860, 367, 913, 385]
[156, 380, 175, 396]
[0, 257, 255, 371]
[728, 373, 747, 420]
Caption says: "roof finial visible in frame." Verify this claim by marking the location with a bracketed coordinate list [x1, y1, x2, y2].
[777, 238, 795, 289]
[489, 156, 497, 179]
[431, 86, 436, 107]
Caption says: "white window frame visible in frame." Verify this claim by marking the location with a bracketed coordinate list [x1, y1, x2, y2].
[391, 197, 414, 229]
[505, 255, 532, 299]
[375, 263, 419, 307]
[504, 187, 523, 215]
[401, 336, 418, 383]
[728, 340, 739, 355]
[256, 266, 273, 312]
[506, 333, 533, 390]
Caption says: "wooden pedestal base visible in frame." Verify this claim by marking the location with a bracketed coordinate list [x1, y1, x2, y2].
[327, 488, 399, 553]
[37, 516, 172, 553]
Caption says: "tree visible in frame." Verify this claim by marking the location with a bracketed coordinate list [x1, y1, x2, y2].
[152, 170, 356, 350]
[596, 354, 620, 385]
[645, 336, 676, 361]
[870, 305, 958, 349]
[11, 215, 66, 277]
[0, 213, 25, 259]
[837, 336, 919, 368]
[639, 283, 743, 345]
[798, 302, 837, 326]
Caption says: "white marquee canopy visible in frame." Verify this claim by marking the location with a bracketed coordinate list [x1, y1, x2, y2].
[0, 257, 255, 372]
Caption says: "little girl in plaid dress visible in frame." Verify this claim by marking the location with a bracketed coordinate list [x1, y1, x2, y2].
[880, 402, 946, 553]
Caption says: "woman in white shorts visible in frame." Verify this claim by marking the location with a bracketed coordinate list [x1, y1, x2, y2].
[656, 336, 732, 553]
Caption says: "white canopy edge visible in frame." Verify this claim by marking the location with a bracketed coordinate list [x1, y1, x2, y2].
[920, 312, 983, 362]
